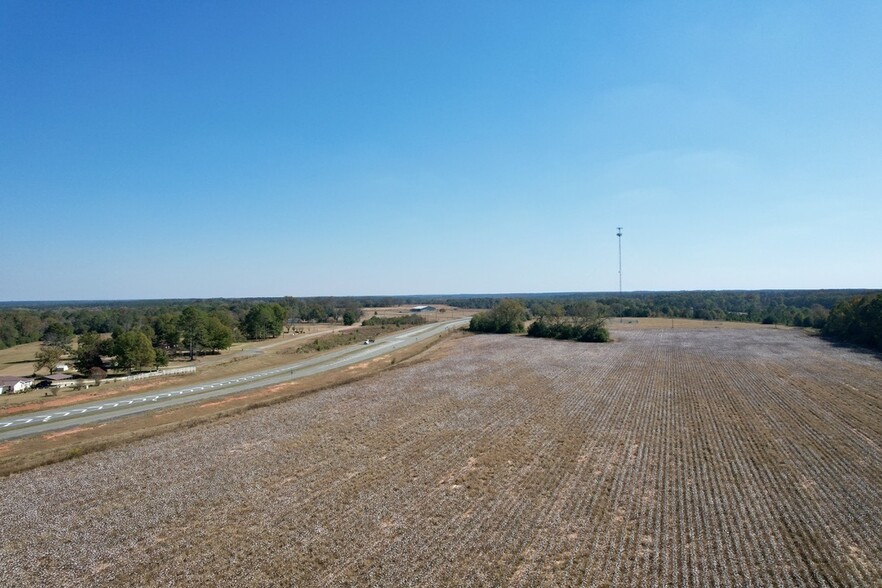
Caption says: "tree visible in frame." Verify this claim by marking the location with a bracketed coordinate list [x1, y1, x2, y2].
[270, 303, 286, 330]
[41, 322, 74, 348]
[577, 321, 610, 342]
[112, 330, 156, 373]
[241, 303, 285, 340]
[34, 321, 77, 374]
[301, 303, 328, 323]
[469, 299, 527, 334]
[73, 331, 106, 374]
[90, 366, 107, 386]
[823, 294, 882, 350]
[0, 319, 19, 349]
[152, 313, 181, 354]
[34, 344, 65, 374]
[242, 305, 271, 339]
[203, 316, 233, 353]
[494, 299, 527, 333]
[179, 306, 207, 360]
[342, 304, 362, 326]
[154, 348, 169, 369]
[527, 314, 609, 343]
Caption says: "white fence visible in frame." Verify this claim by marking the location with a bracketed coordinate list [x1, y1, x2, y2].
[41, 366, 197, 391]
[48, 379, 82, 389]
[115, 366, 196, 382]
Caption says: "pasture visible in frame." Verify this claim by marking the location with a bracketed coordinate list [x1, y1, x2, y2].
[1, 327, 880, 586]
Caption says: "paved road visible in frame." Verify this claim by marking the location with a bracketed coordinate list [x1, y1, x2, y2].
[0, 318, 469, 441]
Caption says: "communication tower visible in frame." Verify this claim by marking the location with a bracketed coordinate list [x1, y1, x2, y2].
[616, 226, 623, 295]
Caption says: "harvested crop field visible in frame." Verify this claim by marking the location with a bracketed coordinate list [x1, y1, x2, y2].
[1, 328, 881, 586]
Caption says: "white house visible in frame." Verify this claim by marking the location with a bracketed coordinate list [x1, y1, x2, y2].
[410, 305, 437, 313]
[0, 377, 35, 394]
[54, 363, 70, 372]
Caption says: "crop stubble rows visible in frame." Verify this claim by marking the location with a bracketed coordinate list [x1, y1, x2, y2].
[0, 328, 880, 586]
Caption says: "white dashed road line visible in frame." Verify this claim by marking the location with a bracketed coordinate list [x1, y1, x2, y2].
[0, 319, 469, 438]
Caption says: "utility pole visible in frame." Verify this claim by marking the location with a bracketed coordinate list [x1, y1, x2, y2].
[616, 226, 623, 295]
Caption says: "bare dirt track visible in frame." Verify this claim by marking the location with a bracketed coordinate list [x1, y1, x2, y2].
[1, 327, 881, 586]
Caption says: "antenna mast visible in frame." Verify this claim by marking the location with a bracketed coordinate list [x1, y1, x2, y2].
[616, 226, 623, 295]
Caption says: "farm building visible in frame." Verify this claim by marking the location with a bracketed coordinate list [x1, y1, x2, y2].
[40, 373, 78, 388]
[0, 377, 35, 394]
[410, 305, 436, 313]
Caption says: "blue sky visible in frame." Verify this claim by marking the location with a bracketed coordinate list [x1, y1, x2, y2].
[2, 1, 881, 300]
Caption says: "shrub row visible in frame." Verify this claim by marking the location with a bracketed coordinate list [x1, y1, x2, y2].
[527, 318, 610, 343]
[469, 300, 526, 334]
[361, 314, 426, 327]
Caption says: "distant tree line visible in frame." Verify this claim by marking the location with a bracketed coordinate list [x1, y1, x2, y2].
[452, 290, 879, 329]
[4, 290, 881, 353]
[13, 299, 367, 375]
[822, 294, 882, 351]
[0, 298, 369, 350]
[465, 291, 882, 350]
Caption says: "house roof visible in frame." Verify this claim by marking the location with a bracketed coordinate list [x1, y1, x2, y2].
[0, 376, 35, 386]
[42, 373, 73, 381]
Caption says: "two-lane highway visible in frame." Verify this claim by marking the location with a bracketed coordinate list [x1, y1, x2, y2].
[0, 318, 469, 441]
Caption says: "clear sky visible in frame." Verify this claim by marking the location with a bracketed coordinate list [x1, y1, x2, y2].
[2, 1, 881, 300]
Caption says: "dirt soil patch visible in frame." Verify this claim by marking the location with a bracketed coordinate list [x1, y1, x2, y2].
[1, 327, 880, 585]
